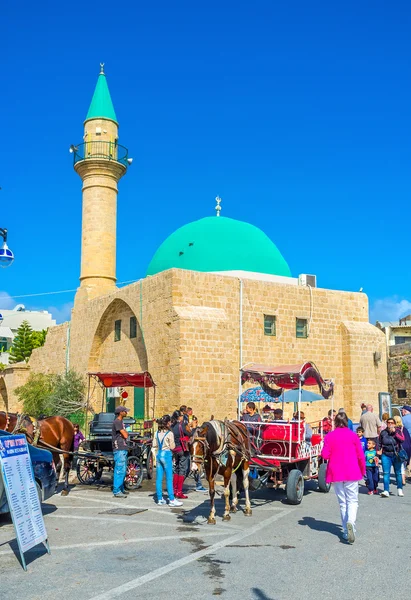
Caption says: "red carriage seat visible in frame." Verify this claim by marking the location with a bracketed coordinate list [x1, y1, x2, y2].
[310, 433, 322, 446]
[259, 422, 305, 459]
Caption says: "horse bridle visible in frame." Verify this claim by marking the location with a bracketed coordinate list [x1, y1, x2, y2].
[191, 435, 209, 466]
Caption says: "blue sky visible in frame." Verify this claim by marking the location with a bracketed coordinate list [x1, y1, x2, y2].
[1, 1, 410, 323]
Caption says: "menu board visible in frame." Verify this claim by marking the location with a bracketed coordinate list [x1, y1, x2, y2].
[0, 434, 49, 564]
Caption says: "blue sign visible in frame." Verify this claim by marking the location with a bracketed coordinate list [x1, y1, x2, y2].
[0, 434, 50, 570]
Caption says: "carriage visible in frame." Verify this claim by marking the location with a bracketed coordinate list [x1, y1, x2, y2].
[240, 362, 334, 505]
[76, 371, 155, 490]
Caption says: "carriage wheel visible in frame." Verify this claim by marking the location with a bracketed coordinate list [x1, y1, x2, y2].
[125, 457, 144, 490]
[318, 463, 331, 493]
[286, 469, 304, 505]
[145, 449, 154, 480]
[76, 458, 101, 485]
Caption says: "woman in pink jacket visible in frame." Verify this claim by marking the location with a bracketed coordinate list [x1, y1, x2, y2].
[321, 411, 366, 544]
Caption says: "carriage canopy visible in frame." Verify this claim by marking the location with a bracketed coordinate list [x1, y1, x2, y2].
[240, 361, 333, 399]
[88, 372, 156, 388]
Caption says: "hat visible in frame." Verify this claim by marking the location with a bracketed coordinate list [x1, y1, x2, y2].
[401, 405, 411, 413]
[115, 406, 130, 414]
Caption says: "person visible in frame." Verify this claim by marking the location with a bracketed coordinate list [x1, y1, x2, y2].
[72, 424, 85, 471]
[321, 412, 366, 544]
[401, 405, 411, 437]
[272, 408, 286, 422]
[293, 411, 313, 442]
[356, 427, 367, 453]
[365, 439, 379, 495]
[187, 415, 207, 492]
[186, 407, 194, 422]
[112, 406, 130, 498]
[152, 415, 182, 507]
[338, 408, 353, 431]
[380, 412, 390, 431]
[319, 409, 335, 435]
[360, 403, 367, 416]
[179, 405, 189, 426]
[171, 409, 192, 499]
[359, 404, 381, 442]
[393, 415, 411, 486]
[378, 417, 405, 498]
[241, 402, 262, 435]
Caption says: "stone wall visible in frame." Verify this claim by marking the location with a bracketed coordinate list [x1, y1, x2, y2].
[5, 268, 388, 424]
[387, 345, 411, 406]
[0, 363, 30, 411]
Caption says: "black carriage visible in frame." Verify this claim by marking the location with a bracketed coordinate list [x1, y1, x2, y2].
[76, 371, 155, 490]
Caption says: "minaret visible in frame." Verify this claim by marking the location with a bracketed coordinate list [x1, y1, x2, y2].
[73, 64, 129, 306]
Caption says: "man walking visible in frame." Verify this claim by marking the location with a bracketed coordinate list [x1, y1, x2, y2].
[112, 406, 130, 498]
[359, 404, 381, 442]
[401, 406, 411, 437]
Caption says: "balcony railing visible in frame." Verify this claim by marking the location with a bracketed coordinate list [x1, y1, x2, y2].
[73, 141, 129, 167]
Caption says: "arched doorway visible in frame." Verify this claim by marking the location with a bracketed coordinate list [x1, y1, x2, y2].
[88, 299, 149, 416]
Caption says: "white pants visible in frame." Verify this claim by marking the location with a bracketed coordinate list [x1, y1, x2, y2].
[333, 481, 359, 533]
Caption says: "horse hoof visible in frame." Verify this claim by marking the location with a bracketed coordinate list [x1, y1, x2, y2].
[230, 507, 238, 514]
[244, 509, 252, 517]
[60, 489, 69, 497]
[222, 514, 231, 521]
[207, 518, 216, 525]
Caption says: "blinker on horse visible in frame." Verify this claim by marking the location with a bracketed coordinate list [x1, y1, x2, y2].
[191, 419, 252, 524]
[0, 412, 75, 496]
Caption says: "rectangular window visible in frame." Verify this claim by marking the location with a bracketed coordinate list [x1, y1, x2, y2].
[296, 318, 308, 339]
[395, 336, 411, 345]
[397, 389, 407, 399]
[264, 315, 276, 336]
[114, 319, 121, 342]
[130, 316, 137, 339]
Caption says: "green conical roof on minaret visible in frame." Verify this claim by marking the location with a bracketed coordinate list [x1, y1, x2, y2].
[85, 64, 118, 123]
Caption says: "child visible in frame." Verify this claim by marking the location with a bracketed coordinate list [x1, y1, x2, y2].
[365, 439, 379, 495]
[152, 415, 183, 507]
[356, 427, 367, 452]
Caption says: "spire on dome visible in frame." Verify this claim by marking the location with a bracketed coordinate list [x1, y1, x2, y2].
[85, 65, 118, 123]
[215, 196, 222, 217]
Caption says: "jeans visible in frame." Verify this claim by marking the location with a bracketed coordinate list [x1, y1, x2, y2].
[174, 450, 190, 476]
[381, 453, 403, 492]
[113, 450, 128, 495]
[366, 466, 379, 492]
[333, 481, 359, 534]
[156, 450, 175, 501]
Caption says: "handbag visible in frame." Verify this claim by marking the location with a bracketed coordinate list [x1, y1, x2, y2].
[389, 434, 408, 462]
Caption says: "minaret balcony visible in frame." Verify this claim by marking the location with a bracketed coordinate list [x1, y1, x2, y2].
[72, 141, 129, 168]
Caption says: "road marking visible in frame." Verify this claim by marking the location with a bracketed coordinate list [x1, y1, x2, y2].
[0, 531, 228, 556]
[44, 514, 239, 532]
[88, 508, 293, 600]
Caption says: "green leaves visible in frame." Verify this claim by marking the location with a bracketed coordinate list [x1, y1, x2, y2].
[9, 321, 48, 364]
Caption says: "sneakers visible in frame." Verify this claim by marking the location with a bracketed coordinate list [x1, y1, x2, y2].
[113, 492, 127, 498]
[380, 490, 389, 498]
[157, 498, 167, 505]
[373, 490, 379, 495]
[367, 491, 373, 495]
[175, 492, 188, 499]
[347, 522, 356, 544]
[398, 489, 404, 497]
[169, 498, 183, 507]
[196, 485, 208, 493]
[342, 532, 348, 541]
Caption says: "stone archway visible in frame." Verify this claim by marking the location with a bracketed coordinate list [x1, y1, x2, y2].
[88, 299, 149, 415]
[0, 377, 8, 411]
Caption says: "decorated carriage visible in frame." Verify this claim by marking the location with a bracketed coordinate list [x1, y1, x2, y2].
[239, 362, 334, 504]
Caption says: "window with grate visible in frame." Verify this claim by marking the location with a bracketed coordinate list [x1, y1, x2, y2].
[397, 389, 407, 399]
[296, 318, 308, 339]
[114, 319, 121, 342]
[264, 315, 276, 336]
[130, 316, 137, 339]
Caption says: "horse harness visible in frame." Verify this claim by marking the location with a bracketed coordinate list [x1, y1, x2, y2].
[193, 419, 250, 474]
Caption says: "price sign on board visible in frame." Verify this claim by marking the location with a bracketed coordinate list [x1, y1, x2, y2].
[0, 434, 50, 570]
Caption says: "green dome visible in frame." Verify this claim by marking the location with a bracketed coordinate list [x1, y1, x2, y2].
[146, 216, 291, 277]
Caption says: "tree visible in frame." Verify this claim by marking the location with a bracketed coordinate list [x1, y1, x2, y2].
[8, 322, 48, 364]
[9, 320, 34, 363]
[49, 370, 87, 418]
[15, 372, 55, 417]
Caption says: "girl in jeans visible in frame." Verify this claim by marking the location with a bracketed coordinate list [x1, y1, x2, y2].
[152, 415, 182, 507]
[321, 412, 366, 544]
[378, 417, 405, 497]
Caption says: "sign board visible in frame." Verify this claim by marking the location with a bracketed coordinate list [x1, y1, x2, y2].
[378, 392, 392, 419]
[0, 434, 50, 570]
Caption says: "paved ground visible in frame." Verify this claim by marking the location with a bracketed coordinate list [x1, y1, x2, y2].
[1, 474, 410, 600]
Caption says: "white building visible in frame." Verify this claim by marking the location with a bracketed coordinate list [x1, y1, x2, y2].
[0, 304, 56, 364]
[376, 316, 411, 347]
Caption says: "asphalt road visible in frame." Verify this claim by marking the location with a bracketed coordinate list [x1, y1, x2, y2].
[0, 474, 410, 600]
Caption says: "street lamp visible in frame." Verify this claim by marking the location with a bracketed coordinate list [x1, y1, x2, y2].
[0, 228, 14, 268]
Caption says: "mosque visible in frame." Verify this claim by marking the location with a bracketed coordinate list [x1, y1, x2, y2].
[1, 68, 388, 422]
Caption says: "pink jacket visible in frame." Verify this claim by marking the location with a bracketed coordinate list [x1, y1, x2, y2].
[321, 427, 366, 483]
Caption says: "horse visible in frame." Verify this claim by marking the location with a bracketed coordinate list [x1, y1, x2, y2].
[191, 419, 252, 524]
[0, 412, 75, 496]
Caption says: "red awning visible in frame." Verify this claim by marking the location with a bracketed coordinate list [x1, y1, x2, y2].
[241, 362, 333, 398]
[89, 372, 155, 388]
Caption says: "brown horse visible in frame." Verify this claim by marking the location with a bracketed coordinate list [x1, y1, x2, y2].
[0, 412, 75, 495]
[191, 419, 252, 524]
